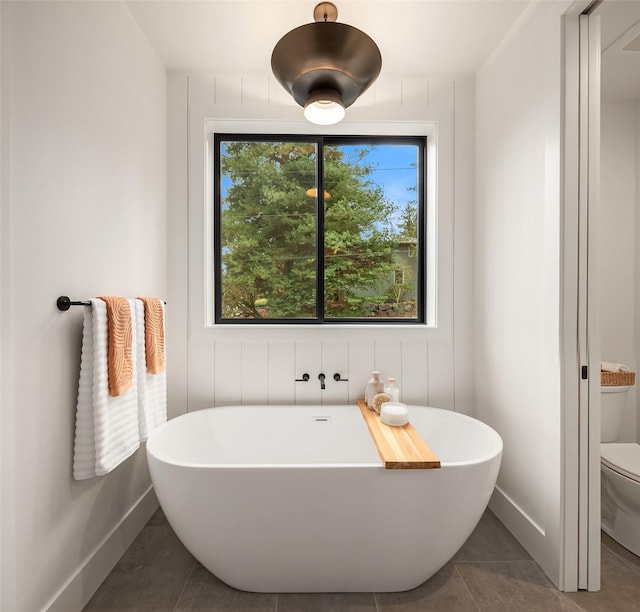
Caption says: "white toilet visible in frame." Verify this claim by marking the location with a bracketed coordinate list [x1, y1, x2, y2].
[600, 384, 640, 555]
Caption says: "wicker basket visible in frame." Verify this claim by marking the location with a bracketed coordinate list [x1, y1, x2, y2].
[601, 370, 636, 386]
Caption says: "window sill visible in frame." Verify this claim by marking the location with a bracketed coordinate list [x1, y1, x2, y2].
[195, 320, 449, 343]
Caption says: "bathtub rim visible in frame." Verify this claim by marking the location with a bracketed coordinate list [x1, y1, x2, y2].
[147, 404, 503, 470]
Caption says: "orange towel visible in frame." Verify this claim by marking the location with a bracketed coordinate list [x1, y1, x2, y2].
[137, 297, 165, 374]
[98, 296, 133, 397]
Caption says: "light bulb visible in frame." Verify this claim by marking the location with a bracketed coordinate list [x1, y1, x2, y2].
[303, 90, 346, 125]
[303, 99, 345, 125]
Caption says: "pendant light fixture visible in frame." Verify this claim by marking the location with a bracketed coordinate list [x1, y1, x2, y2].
[271, 2, 382, 125]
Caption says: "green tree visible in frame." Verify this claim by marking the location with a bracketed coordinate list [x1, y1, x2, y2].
[219, 141, 396, 318]
[220, 141, 316, 318]
[323, 145, 395, 316]
[398, 200, 418, 239]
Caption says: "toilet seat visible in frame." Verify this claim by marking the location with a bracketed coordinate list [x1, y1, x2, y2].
[601, 443, 640, 484]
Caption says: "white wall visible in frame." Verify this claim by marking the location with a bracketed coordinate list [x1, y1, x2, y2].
[0, 4, 11, 609]
[600, 102, 638, 442]
[637, 104, 640, 444]
[474, 0, 570, 587]
[167, 74, 476, 418]
[0, 2, 167, 610]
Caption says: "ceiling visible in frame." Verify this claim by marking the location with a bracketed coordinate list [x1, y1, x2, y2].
[124, 0, 640, 102]
[125, 0, 531, 77]
[597, 0, 640, 102]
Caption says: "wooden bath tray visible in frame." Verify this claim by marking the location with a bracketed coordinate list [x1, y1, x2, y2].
[357, 399, 441, 469]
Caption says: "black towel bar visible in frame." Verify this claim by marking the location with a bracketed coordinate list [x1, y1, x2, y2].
[56, 296, 166, 312]
[56, 296, 91, 311]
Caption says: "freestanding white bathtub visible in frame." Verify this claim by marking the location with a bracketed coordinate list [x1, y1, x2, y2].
[147, 404, 502, 593]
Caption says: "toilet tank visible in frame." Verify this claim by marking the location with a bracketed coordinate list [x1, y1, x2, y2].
[601, 385, 631, 443]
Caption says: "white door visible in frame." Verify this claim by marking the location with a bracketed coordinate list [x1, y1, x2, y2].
[579, 11, 602, 591]
[562, 6, 601, 592]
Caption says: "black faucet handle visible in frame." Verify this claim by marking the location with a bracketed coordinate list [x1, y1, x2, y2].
[295, 373, 310, 382]
[318, 373, 326, 389]
[333, 373, 349, 382]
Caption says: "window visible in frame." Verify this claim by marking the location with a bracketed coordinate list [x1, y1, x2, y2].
[214, 135, 426, 324]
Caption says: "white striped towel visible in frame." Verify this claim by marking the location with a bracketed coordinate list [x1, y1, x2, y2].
[601, 361, 631, 373]
[134, 299, 167, 441]
[73, 299, 141, 479]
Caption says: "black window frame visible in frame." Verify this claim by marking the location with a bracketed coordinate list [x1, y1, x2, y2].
[214, 133, 426, 324]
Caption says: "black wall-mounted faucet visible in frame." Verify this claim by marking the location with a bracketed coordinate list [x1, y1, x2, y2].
[318, 373, 326, 390]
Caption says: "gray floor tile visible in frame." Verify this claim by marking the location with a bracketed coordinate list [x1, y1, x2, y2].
[89, 509, 640, 612]
[565, 545, 640, 612]
[601, 531, 640, 574]
[175, 564, 276, 611]
[146, 506, 169, 526]
[83, 524, 196, 611]
[277, 592, 376, 612]
[456, 561, 581, 612]
[375, 563, 479, 612]
[453, 509, 531, 563]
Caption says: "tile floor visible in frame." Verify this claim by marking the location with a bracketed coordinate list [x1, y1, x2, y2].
[84, 508, 640, 611]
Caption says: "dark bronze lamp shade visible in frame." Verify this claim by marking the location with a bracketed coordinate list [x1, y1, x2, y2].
[271, 3, 382, 124]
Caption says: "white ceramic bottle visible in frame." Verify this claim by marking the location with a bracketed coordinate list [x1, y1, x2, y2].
[365, 371, 384, 408]
[384, 377, 400, 402]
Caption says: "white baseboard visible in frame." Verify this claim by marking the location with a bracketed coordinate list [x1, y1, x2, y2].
[44, 486, 158, 612]
[489, 485, 561, 588]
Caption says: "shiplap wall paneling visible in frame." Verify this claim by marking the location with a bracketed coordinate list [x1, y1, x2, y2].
[401, 341, 429, 405]
[187, 74, 451, 111]
[268, 342, 295, 404]
[320, 341, 349, 405]
[268, 77, 293, 106]
[356, 83, 375, 107]
[241, 77, 269, 105]
[213, 340, 242, 406]
[374, 77, 402, 108]
[428, 79, 455, 110]
[213, 76, 241, 106]
[373, 340, 403, 395]
[294, 341, 322, 404]
[187, 342, 216, 412]
[347, 340, 376, 404]
[453, 77, 475, 417]
[241, 341, 269, 404]
[401, 79, 429, 108]
[188, 74, 215, 106]
[427, 341, 455, 411]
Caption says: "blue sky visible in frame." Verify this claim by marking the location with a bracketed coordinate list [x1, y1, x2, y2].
[366, 145, 418, 206]
[339, 143, 418, 230]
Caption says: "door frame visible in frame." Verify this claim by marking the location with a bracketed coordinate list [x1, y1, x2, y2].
[562, 1, 601, 592]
